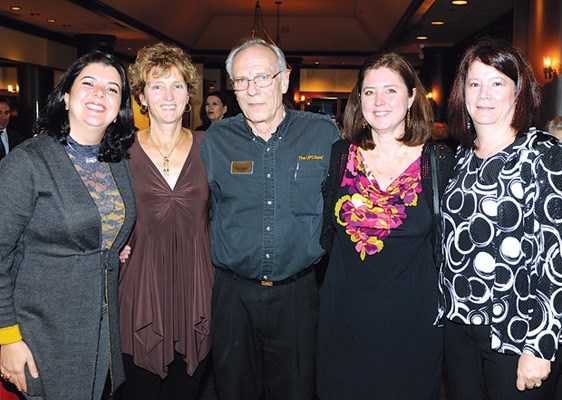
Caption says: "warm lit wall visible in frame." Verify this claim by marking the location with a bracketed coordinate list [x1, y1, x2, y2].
[0, 27, 75, 70]
[526, 0, 562, 127]
[299, 69, 357, 93]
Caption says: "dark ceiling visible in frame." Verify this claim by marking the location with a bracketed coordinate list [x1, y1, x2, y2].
[0, 0, 516, 67]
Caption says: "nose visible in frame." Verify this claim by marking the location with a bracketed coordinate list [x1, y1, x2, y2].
[246, 79, 260, 96]
[478, 85, 491, 99]
[374, 92, 385, 106]
[92, 85, 105, 98]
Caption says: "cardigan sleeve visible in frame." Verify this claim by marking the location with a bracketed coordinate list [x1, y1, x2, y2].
[320, 140, 349, 255]
[0, 147, 37, 335]
[524, 141, 562, 360]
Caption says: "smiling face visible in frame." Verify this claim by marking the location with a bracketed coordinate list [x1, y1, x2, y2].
[141, 65, 189, 127]
[205, 95, 227, 123]
[64, 62, 122, 144]
[360, 67, 415, 139]
[465, 60, 517, 132]
[231, 45, 289, 132]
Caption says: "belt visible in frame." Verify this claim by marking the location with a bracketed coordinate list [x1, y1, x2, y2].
[219, 265, 315, 287]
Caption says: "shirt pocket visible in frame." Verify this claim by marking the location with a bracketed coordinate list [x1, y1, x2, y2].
[290, 167, 324, 217]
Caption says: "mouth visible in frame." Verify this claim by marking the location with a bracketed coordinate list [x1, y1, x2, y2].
[85, 102, 106, 112]
[373, 111, 390, 117]
[160, 104, 177, 111]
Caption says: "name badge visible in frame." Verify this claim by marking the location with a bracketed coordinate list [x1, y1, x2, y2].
[231, 161, 254, 174]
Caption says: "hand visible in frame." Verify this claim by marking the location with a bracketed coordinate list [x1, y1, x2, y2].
[516, 352, 550, 391]
[0, 340, 38, 393]
[119, 244, 132, 263]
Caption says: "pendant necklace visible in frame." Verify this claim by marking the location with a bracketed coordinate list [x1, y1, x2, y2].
[148, 128, 183, 176]
[66, 135, 100, 163]
[371, 145, 408, 180]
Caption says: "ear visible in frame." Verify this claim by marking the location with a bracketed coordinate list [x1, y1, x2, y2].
[281, 70, 290, 95]
[408, 88, 418, 108]
[408, 88, 416, 109]
[223, 105, 228, 115]
[63, 93, 69, 110]
[139, 92, 146, 106]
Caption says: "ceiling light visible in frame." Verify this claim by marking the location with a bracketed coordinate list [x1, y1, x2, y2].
[10, 6, 22, 11]
[431, 21, 445, 26]
[451, 0, 468, 5]
[47, 18, 56, 23]
[416, 35, 429, 40]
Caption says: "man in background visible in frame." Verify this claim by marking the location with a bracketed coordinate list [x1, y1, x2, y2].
[0, 96, 26, 161]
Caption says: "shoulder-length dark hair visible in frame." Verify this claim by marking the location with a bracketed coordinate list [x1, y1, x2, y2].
[33, 51, 135, 162]
[343, 52, 433, 149]
[447, 38, 541, 148]
[199, 91, 229, 129]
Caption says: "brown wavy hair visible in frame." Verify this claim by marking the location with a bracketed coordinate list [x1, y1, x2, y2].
[128, 42, 200, 115]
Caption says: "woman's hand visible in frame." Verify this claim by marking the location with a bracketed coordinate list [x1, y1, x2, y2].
[119, 244, 132, 263]
[0, 340, 38, 393]
[516, 352, 550, 391]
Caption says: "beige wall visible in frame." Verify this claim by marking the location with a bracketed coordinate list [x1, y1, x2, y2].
[0, 27, 75, 70]
[300, 69, 356, 93]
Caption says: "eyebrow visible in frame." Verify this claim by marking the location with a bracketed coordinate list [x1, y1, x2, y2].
[81, 75, 121, 88]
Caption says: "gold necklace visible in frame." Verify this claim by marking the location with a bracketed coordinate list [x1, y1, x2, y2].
[148, 128, 183, 176]
[371, 145, 408, 180]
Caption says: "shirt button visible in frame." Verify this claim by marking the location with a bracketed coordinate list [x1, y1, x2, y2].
[266, 173, 271, 178]
[266, 226, 271, 231]
[279, 136, 283, 140]
[265, 254, 270, 259]
[263, 275, 268, 280]
[266, 147, 270, 152]
[267, 200, 272, 205]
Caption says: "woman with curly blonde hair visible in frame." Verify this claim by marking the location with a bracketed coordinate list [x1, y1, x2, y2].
[116, 42, 214, 400]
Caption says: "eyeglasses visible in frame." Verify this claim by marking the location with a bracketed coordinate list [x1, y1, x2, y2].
[231, 71, 283, 91]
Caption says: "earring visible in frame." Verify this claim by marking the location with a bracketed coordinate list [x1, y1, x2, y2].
[64, 104, 69, 111]
[467, 119, 471, 130]
[184, 103, 192, 114]
[406, 108, 411, 129]
[140, 104, 148, 114]
[362, 118, 368, 129]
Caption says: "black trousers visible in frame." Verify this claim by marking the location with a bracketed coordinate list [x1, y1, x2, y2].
[444, 319, 562, 400]
[211, 268, 319, 400]
[115, 352, 208, 400]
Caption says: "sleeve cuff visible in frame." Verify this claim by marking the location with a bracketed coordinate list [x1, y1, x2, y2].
[0, 325, 22, 345]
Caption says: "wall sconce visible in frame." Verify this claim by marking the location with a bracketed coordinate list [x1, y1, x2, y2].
[544, 57, 559, 80]
[6, 84, 19, 93]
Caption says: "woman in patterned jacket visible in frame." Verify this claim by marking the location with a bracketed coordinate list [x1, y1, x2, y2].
[440, 37, 562, 399]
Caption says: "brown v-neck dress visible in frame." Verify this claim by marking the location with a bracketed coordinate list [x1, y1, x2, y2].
[119, 130, 214, 378]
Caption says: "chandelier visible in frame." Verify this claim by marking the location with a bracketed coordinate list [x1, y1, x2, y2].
[250, 0, 278, 46]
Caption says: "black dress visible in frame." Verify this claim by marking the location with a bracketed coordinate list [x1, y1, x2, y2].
[317, 143, 443, 400]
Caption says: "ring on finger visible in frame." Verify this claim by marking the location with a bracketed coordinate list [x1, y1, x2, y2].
[535, 382, 542, 388]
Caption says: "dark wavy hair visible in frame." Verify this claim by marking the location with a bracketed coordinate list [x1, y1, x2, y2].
[198, 91, 229, 130]
[343, 52, 433, 149]
[447, 38, 541, 148]
[33, 51, 135, 162]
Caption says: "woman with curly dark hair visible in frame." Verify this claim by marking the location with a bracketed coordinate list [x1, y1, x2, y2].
[116, 42, 214, 400]
[0, 51, 136, 399]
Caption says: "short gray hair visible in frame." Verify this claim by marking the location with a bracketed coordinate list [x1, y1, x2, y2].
[225, 38, 287, 79]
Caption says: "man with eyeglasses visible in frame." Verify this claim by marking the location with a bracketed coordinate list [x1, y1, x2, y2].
[201, 38, 340, 400]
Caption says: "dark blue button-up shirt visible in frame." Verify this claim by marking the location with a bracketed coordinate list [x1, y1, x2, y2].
[201, 109, 340, 281]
